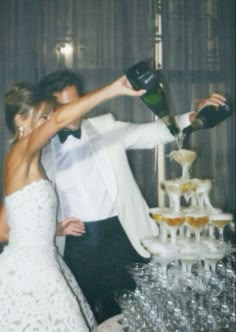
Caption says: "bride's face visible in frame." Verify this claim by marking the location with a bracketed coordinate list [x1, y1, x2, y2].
[15, 108, 36, 137]
[15, 102, 53, 138]
[32, 102, 53, 129]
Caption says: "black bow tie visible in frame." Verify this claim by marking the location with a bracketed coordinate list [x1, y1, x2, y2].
[58, 128, 82, 143]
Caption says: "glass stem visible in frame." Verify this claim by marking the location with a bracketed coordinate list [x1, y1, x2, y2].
[218, 228, 224, 241]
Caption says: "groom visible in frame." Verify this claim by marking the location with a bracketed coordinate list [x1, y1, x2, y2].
[39, 69, 226, 323]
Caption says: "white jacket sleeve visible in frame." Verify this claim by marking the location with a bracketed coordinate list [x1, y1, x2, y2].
[115, 113, 191, 150]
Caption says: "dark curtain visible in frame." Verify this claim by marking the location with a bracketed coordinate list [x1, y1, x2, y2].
[0, 0, 235, 217]
[0, 0, 157, 204]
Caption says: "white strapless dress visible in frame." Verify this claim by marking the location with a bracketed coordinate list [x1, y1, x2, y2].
[0, 180, 97, 332]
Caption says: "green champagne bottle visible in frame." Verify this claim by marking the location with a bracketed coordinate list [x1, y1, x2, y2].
[182, 104, 233, 136]
[126, 61, 180, 136]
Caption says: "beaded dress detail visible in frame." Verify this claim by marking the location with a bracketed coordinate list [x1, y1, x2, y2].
[0, 180, 96, 332]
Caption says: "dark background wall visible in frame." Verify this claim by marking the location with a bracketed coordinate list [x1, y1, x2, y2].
[0, 0, 235, 217]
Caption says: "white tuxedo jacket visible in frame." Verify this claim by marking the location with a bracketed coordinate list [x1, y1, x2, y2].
[41, 113, 191, 257]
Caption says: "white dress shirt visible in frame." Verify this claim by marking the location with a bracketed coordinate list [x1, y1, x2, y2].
[52, 132, 117, 222]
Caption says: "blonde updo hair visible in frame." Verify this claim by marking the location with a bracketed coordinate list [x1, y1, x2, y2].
[5, 82, 57, 145]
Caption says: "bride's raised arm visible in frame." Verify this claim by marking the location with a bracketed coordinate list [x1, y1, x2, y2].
[0, 204, 8, 243]
[28, 75, 146, 155]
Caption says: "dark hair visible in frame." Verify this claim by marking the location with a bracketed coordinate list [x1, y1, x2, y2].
[38, 69, 85, 100]
[5, 82, 36, 134]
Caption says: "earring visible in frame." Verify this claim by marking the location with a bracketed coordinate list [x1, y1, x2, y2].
[18, 126, 24, 137]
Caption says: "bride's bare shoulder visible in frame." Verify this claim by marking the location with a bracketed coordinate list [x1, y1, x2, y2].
[4, 140, 35, 192]
[7, 136, 31, 161]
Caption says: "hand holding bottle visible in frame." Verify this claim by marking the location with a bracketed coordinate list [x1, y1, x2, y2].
[189, 93, 226, 122]
[183, 93, 232, 136]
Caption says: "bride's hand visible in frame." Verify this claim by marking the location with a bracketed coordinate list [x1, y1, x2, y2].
[56, 217, 85, 236]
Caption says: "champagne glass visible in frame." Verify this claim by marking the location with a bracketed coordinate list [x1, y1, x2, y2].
[149, 207, 170, 240]
[142, 237, 178, 276]
[114, 289, 135, 330]
[201, 240, 227, 275]
[185, 212, 209, 241]
[195, 179, 222, 213]
[162, 212, 185, 243]
[126, 262, 150, 289]
[161, 179, 192, 213]
[182, 178, 199, 211]
[152, 249, 178, 276]
[168, 149, 197, 179]
[161, 180, 180, 212]
[209, 213, 233, 241]
[179, 245, 199, 276]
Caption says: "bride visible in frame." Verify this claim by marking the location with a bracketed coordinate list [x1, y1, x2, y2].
[0, 77, 145, 331]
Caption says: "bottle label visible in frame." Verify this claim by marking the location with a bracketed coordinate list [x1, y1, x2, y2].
[142, 90, 162, 105]
[136, 70, 158, 90]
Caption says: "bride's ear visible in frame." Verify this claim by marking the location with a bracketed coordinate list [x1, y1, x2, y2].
[14, 114, 25, 127]
[14, 114, 26, 137]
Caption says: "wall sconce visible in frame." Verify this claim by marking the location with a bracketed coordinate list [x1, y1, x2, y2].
[56, 42, 73, 56]
[56, 40, 73, 68]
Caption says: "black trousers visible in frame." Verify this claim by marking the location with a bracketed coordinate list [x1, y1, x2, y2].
[64, 216, 149, 324]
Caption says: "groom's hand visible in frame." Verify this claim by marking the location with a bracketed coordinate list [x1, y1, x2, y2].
[189, 93, 226, 122]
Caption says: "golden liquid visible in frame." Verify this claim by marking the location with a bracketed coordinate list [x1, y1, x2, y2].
[150, 213, 164, 223]
[181, 182, 192, 193]
[189, 181, 198, 191]
[164, 216, 185, 226]
[186, 216, 209, 228]
[160, 183, 166, 191]
[161, 180, 192, 194]
[211, 219, 231, 228]
[181, 257, 195, 263]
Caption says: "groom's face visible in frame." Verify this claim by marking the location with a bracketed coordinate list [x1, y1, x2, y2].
[54, 85, 81, 131]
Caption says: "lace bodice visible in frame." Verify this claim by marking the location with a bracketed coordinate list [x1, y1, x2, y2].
[0, 179, 96, 331]
[5, 179, 57, 248]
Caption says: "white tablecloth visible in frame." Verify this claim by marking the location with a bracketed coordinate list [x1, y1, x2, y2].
[97, 314, 123, 332]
